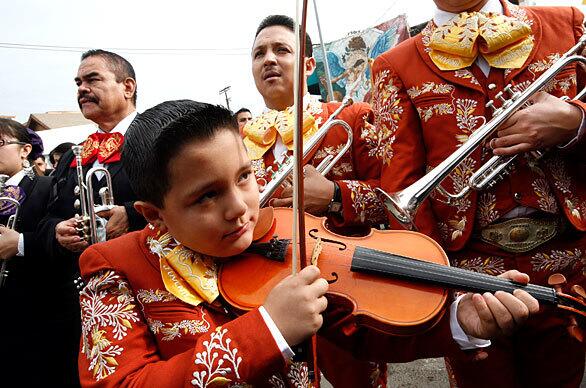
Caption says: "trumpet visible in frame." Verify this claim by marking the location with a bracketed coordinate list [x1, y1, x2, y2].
[71, 145, 116, 244]
[0, 174, 20, 287]
[259, 98, 354, 207]
[377, 35, 586, 230]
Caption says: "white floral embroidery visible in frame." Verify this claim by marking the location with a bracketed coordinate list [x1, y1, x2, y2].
[477, 193, 499, 228]
[532, 178, 559, 214]
[453, 256, 505, 276]
[528, 53, 562, 79]
[191, 328, 243, 387]
[455, 99, 484, 144]
[417, 103, 454, 122]
[80, 271, 141, 381]
[407, 82, 454, 99]
[148, 314, 211, 341]
[287, 363, 309, 388]
[342, 180, 387, 225]
[547, 158, 572, 194]
[136, 289, 178, 304]
[454, 69, 480, 85]
[531, 249, 585, 273]
[508, 4, 533, 27]
[371, 69, 402, 165]
[268, 375, 287, 388]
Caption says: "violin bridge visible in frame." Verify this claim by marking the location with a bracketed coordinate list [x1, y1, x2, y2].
[311, 237, 323, 266]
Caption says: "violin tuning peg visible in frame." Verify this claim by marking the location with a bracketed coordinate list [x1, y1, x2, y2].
[571, 284, 586, 300]
[548, 273, 567, 291]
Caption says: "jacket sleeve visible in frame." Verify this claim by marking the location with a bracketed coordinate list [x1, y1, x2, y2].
[371, 54, 442, 241]
[36, 150, 77, 261]
[78, 246, 286, 388]
[330, 102, 390, 229]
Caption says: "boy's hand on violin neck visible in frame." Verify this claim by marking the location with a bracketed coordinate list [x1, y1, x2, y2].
[263, 265, 329, 346]
[457, 270, 539, 340]
[271, 165, 335, 215]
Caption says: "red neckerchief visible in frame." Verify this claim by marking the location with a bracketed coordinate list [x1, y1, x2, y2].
[70, 132, 124, 167]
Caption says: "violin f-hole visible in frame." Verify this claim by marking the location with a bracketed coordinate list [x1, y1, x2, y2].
[325, 272, 339, 284]
[308, 228, 347, 250]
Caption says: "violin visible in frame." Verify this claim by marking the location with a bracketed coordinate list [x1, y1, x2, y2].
[219, 208, 586, 337]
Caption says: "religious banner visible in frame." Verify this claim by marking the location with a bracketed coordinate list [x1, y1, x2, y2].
[310, 14, 410, 103]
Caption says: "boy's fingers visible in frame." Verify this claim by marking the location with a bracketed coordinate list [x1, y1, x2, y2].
[298, 265, 321, 284]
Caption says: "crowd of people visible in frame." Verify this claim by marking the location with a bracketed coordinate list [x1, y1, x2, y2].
[0, 0, 585, 387]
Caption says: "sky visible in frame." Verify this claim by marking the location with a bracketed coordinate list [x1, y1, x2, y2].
[0, 0, 437, 123]
[1, 0, 580, 124]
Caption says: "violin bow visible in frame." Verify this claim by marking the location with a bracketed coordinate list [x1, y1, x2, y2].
[293, 0, 320, 385]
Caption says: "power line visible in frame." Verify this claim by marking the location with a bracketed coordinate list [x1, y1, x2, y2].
[0, 42, 251, 56]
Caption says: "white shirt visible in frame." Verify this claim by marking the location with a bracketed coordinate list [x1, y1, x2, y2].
[5, 170, 27, 257]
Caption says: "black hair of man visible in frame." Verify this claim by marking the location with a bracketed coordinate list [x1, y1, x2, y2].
[234, 107, 251, 117]
[49, 142, 76, 164]
[255, 14, 313, 57]
[0, 118, 31, 144]
[81, 49, 138, 106]
[122, 100, 238, 208]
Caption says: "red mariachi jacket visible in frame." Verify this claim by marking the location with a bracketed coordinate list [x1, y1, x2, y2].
[373, 2, 586, 251]
[78, 226, 308, 388]
[78, 218, 471, 387]
[249, 99, 389, 230]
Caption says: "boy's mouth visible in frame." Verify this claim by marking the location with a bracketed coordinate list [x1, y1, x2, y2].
[223, 222, 250, 240]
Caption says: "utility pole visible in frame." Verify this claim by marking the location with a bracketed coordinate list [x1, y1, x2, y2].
[219, 86, 231, 111]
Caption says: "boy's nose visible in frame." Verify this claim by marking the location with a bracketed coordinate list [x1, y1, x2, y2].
[224, 189, 247, 221]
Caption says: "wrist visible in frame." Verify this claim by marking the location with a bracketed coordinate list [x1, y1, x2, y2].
[327, 181, 343, 215]
[562, 103, 582, 142]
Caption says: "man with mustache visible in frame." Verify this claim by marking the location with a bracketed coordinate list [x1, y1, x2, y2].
[36, 49, 145, 385]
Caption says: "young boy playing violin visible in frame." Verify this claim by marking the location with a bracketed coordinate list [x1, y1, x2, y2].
[77, 99, 538, 387]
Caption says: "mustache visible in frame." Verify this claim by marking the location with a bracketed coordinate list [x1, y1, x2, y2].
[78, 94, 98, 106]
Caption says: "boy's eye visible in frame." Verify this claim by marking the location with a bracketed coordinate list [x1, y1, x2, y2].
[238, 170, 251, 183]
[253, 50, 264, 59]
[195, 191, 217, 204]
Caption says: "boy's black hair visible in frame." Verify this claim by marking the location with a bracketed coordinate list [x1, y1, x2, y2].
[255, 14, 313, 57]
[81, 49, 137, 105]
[122, 100, 238, 208]
[0, 118, 31, 144]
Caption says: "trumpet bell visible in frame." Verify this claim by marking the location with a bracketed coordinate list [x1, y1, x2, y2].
[376, 188, 416, 231]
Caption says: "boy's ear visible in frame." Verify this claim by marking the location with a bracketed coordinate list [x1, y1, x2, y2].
[134, 201, 167, 232]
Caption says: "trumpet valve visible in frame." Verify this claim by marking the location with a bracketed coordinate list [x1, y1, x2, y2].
[74, 199, 81, 210]
[485, 100, 498, 114]
[504, 84, 522, 102]
[74, 185, 81, 196]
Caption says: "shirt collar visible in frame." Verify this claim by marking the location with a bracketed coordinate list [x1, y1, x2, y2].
[6, 169, 27, 186]
[97, 110, 138, 135]
[433, 0, 503, 27]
